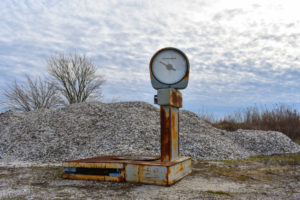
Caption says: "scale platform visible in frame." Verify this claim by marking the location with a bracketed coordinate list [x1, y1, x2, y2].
[62, 155, 192, 186]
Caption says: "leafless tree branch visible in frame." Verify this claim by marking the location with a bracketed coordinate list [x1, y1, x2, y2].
[47, 53, 105, 104]
[1, 75, 62, 112]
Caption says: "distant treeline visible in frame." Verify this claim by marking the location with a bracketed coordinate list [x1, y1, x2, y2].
[199, 104, 300, 143]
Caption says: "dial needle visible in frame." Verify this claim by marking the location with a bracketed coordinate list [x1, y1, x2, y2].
[160, 61, 176, 71]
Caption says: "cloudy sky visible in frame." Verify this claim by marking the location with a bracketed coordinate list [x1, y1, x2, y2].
[1, 0, 300, 116]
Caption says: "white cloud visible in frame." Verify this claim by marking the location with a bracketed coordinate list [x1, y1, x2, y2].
[1, 0, 300, 114]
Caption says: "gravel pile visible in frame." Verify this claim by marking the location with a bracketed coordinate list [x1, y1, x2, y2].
[0, 101, 299, 162]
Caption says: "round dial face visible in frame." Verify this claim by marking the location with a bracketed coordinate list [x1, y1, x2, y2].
[151, 49, 188, 85]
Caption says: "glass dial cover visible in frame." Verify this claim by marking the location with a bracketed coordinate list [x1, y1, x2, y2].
[151, 49, 188, 85]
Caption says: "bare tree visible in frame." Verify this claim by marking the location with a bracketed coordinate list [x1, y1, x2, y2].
[47, 53, 105, 104]
[1, 75, 62, 112]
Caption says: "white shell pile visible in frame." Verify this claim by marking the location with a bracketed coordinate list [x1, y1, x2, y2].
[0, 101, 299, 162]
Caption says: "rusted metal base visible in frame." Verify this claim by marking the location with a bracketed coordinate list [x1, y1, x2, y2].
[62, 155, 192, 186]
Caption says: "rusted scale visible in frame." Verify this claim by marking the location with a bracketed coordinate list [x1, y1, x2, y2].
[62, 47, 192, 186]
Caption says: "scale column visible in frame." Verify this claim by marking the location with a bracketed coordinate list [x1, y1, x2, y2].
[155, 88, 182, 162]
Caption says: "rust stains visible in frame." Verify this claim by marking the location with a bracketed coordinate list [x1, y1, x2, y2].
[171, 111, 177, 142]
[177, 163, 184, 175]
[161, 106, 180, 162]
[61, 174, 123, 182]
[112, 155, 159, 161]
[171, 110, 178, 160]
[183, 73, 189, 81]
[170, 90, 182, 108]
[167, 166, 171, 184]
[63, 155, 163, 166]
[62, 162, 124, 169]
[161, 106, 170, 162]
[138, 165, 143, 182]
[178, 111, 180, 157]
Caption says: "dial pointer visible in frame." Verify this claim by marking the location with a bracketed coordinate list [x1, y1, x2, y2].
[160, 61, 176, 71]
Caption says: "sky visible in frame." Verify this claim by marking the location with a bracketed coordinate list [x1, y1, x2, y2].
[1, 0, 300, 117]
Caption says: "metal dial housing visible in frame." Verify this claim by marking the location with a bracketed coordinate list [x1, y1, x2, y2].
[150, 47, 189, 89]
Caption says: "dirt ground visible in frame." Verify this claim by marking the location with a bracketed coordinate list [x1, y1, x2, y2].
[1, 154, 300, 200]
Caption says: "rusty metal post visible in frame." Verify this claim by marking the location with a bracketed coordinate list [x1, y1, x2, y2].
[155, 88, 182, 162]
[161, 106, 179, 162]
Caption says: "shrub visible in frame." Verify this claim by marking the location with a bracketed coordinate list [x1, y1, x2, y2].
[211, 104, 300, 140]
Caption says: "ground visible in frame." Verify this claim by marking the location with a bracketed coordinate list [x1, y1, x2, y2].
[1, 154, 300, 200]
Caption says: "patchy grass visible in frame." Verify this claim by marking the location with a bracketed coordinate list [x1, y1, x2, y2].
[193, 160, 262, 182]
[193, 153, 300, 184]
[206, 190, 232, 196]
[224, 153, 300, 166]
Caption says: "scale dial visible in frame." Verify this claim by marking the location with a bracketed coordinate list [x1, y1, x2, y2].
[150, 48, 189, 85]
